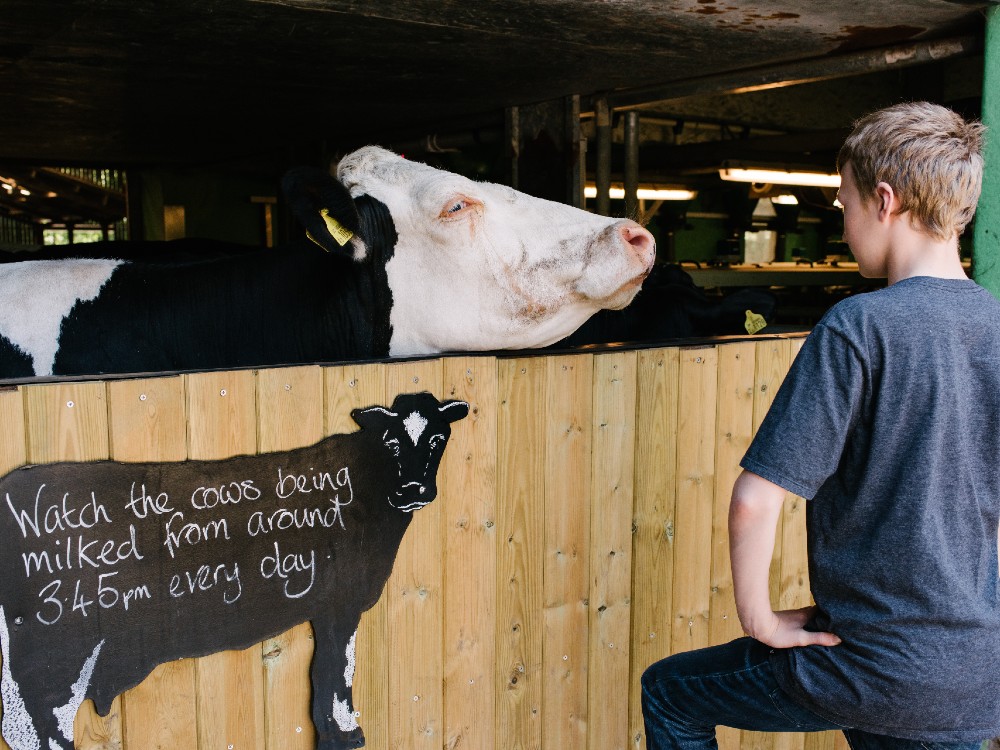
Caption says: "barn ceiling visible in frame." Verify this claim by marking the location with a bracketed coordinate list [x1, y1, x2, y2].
[0, 0, 994, 169]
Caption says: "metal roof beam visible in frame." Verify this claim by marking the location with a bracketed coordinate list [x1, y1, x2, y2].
[588, 35, 982, 114]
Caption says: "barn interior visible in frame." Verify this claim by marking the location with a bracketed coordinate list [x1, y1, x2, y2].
[0, 0, 995, 331]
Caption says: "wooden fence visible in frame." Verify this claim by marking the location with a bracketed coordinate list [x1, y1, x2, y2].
[0, 334, 848, 750]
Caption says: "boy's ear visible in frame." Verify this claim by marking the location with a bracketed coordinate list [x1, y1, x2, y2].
[874, 181, 896, 219]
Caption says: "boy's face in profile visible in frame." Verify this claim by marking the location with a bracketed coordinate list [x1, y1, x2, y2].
[837, 162, 887, 279]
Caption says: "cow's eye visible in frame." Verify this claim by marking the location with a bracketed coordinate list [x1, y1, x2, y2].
[440, 196, 480, 219]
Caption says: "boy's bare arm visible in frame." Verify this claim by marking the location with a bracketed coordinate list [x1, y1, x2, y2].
[729, 470, 841, 649]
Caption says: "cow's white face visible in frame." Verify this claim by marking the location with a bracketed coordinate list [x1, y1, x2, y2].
[337, 147, 655, 356]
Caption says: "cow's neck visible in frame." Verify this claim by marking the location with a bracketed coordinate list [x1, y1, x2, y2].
[354, 195, 395, 358]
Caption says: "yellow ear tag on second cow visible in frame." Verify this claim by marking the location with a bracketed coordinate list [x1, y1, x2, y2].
[744, 310, 768, 335]
[309, 208, 354, 249]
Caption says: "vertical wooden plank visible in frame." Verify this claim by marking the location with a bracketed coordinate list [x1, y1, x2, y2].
[804, 731, 837, 750]
[384, 360, 445, 750]
[587, 352, 636, 750]
[0, 386, 26, 750]
[108, 376, 196, 750]
[629, 347, 679, 750]
[325, 363, 388, 750]
[750, 338, 792, 609]
[23, 381, 121, 750]
[185, 370, 266, 750]
[496, 357, 546, 750]
[25, 382, 109, 464]
[775, 339, 810, 750]
[0, 387, 26, 473]
[710, 342, 756, 750]
[744, 337, 792, 750]
[542, 354, 592, 750]
[670, 346, 718, 656]
[440, 357, 498, 750]
[257, 366, 325, 750]
[777, 339, 810, 612]
[710, 342, 757, 645]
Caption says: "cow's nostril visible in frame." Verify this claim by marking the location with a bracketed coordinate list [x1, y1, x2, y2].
[619, 224, 655, 267]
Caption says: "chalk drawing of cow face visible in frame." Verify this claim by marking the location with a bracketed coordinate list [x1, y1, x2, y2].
[353, 393, 469, 512]
[336, 146, 656, 357]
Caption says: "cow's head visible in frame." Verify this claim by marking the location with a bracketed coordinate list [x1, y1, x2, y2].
[285, 147, 655, 357]
[352, 392, 469, 512]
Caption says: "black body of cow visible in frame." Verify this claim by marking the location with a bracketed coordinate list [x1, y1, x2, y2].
[552, 263, 777, 347]
[0, 169, 397, 378]
[0, 392, 468, 750]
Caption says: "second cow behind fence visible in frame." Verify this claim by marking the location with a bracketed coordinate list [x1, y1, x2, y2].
[0, 391, 469, 750]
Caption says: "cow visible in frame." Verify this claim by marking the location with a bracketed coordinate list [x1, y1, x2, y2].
[0, 391, 469, 750]
[0, 146, 655, 378]
[552, 263, 778, 348]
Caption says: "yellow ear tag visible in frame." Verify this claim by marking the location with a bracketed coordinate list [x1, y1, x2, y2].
[306, 208, 354, 250]
[744, 310, 768, 335]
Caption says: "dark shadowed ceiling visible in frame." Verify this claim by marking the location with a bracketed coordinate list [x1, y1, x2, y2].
[0, 0, 995, 168]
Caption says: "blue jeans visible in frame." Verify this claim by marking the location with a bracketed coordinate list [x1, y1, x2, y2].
[641, 637, 982, 750]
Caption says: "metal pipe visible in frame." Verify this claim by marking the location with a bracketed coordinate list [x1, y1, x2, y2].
[581, 35, 980, 115]
[595, 97, 611, 216]
[624, 110, 639, 220]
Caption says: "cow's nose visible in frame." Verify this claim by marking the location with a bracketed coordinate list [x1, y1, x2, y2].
[618, 222, 656, 270]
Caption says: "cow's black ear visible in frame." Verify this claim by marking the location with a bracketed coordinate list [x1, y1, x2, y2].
[281, 167, 365, 259]
[351, 405, 396, 432]
[438, 400, 470, 424]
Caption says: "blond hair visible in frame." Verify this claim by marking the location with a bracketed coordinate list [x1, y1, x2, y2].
[837, 102, 985, 241]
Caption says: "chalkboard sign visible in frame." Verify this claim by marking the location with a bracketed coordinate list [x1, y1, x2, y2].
[0, 391, 468, 750]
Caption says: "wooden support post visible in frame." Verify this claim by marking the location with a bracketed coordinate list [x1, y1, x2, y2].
[506, 96, 584, 206]
[251, 195, 278, 247]
[974, 5, 1000, 299]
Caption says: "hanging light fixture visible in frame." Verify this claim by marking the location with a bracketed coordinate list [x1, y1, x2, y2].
[585, 184, 697, 201]
[719, 161, 840, 188]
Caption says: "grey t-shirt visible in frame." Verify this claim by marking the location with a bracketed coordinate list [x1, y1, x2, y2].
[741, 277, 1000, 742]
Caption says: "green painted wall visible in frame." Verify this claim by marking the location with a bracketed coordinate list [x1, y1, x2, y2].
[974, 5, 1000, 298]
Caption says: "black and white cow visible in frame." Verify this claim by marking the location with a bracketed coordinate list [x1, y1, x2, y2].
[0, 147, 655, 378]
[0, 392, 468, 750]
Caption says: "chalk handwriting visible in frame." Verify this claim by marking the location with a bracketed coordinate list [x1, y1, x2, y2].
[275, 465, 350, 500]
[260, 541, 316, 599]
[190, 480, 261, 511]
[21, 524, 143, 578]
[163, 512, 230, 558]
[35, 572, 154, 626]
[125, 482, 173, 519]
[6, 485, 112, 539]
[168, 561, 242, 605]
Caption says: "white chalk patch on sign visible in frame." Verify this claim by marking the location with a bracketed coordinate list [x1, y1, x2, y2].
[403, 411, 428, 445]
[52, 639, 104, 741]
[344, 629, 357, 688]
[331, 693, 359, 733]
[0, 605, 42, 750]
[0, 259, 123, 376]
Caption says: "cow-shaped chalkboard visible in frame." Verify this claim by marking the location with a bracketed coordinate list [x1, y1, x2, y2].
[0, 391, 468, 750]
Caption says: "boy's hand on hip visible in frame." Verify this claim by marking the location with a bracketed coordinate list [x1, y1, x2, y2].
[750, 606, 842, 649]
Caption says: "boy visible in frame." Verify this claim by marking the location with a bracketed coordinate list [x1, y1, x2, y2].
[641, 101, 1000, 750]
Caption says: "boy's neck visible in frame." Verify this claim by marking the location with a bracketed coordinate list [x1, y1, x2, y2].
[886, 225, 967, 286]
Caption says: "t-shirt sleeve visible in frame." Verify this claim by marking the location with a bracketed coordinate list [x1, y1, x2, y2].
[741, 324, 867, 499]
